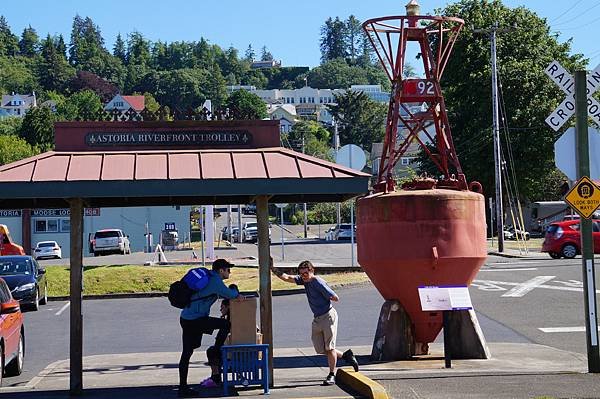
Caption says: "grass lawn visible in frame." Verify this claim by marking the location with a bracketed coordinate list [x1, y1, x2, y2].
[487, 237, 544, 251]
[45, 265, 370, 297]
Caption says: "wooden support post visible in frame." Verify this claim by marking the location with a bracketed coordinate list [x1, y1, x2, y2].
[256, 195, 274, 386]
[69, 199, 84, 395]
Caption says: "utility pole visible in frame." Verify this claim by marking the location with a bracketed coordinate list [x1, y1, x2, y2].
[333, 118, 341, 226]
[474, 22, 510, 252]
[302, 133, 308, 238]
[575, 70, 600, 372]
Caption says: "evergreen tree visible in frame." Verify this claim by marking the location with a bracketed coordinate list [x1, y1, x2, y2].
[226, 89, 267, 119]
[39, 34, 75, 91]
[113, 33, 126, 63]
[320, 17, 347, 63]
[19, 106, 56, 151]
[345, 15, 362, 64]
[19, 25, 39, 57]
[0, 16, 18, 56]
[56, 34, 67, 57]
[244, 44, 255, 61]
[260, 45, 273, 61]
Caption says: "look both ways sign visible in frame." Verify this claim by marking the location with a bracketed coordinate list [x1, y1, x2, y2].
[564, 176, 600, 219]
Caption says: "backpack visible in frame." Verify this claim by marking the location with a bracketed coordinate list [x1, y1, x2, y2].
[168, 267, 211, 309]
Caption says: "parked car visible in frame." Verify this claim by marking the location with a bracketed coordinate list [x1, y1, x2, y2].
[0, 225, 25, 256]
[0, 277, 24, 384]
[333, 224, 355, 240]
[541, 219, 600, 259]
[0, 255, 47, 311]
[221, 226, 239, 242]
[503, 227, 530, 241]
[92, 229, 131, 256]
[241, 222, 271, 243]
[33, 241, 62, 260]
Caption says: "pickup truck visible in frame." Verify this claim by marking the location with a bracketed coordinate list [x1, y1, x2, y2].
[0, 224, 25, 255]
[241, 222, 271, 243]
[92, 229, 131, 256]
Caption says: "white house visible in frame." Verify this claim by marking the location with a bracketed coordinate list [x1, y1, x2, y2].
[104, 94, 145, 112]
[350, 84, 390, 103]
[267, 104, 298, 133]
[0, 92, 37, 117]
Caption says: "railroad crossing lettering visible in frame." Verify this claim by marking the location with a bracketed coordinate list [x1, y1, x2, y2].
[544, 61, 600, 131]
[564, 176, 600, 219]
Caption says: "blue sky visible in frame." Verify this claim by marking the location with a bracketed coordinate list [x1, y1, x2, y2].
[1, 0, 599, 69]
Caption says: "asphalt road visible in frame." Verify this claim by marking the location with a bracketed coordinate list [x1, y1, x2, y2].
[5, 254, 600, 389]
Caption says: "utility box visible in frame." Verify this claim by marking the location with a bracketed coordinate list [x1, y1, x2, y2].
[229, 296, 261, 344]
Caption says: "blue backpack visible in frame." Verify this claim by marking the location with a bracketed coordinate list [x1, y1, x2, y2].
[168, 267, 211, 309]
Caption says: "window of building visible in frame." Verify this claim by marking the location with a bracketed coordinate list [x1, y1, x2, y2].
[114, 101, 124, 107]
[401, 158, 415, 166]
[35, 218, 69, 233]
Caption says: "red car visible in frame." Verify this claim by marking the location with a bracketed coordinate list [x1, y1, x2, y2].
[541, 219, 600, 259]
[0, 277, 24, 386]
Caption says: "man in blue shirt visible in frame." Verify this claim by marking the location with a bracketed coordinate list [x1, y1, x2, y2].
[271, 258, 358, 385]
[178, 259, 240, 397]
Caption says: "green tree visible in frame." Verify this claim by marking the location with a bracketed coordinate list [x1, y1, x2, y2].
[38, 34, 75, 92]
[0, 16, 18, 56]
[287, 121, 333, 161]
[436, 0, 586, 201]
[0, 56, 39, 94]
[307, 58, 389, 90]
[142, 92, 160, 112]
[327, 90, 386, 149]
[19, 106, 55, 151]
[260, 46, 273, 61]
[320, 17, 347, 63]
[0, 117, 22, 136]
[0, 134, 37, 165]
[244, 44, 255, 61]
[54, 89, 103, 121]
[345, 15, 363, 64]
[19, 25, 39, 57]
[113, 33, 126, 63]
[226, 89, 267, 119]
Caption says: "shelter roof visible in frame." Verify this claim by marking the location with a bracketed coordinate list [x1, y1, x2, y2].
[0, 147, 369, 208]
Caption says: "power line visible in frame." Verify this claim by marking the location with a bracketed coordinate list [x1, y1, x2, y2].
[552, 2, 600, 27]
[547, 0, 587, 24]
[556, 14, 600, 31]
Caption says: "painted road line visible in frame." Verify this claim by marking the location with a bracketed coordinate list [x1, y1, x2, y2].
[55, 302, 70, 316]
[487, 261, 545, 265]
[480, 267, 539, 272]
[539, 326, 600, 333]
[473, 278, 600, 294]
[501, 276, 556, 297]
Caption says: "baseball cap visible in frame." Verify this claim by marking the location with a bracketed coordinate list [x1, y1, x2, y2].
[212, 258, 234, 271]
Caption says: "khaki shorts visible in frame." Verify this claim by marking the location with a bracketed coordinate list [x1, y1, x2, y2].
[311, 307, 338, 354]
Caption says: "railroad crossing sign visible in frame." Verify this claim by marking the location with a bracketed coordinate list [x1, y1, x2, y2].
[564, 176, 600, 219]
[545, 61, 600, 131]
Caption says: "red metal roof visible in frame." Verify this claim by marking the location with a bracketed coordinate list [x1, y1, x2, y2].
[0, 147, 369, 207]
[121, 95, 145, 111]
[0, 147, 363, 182]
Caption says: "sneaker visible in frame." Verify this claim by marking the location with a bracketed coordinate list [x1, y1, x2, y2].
[199, 378, 218, 388]
[323, 373, 336, 386]
[342, 349, 359, 372]
[178, 385, 199, 397]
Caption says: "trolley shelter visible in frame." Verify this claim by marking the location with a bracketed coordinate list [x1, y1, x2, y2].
[0, 117, 369, 394]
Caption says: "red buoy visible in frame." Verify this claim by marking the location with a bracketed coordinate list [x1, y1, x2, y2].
[357, 188, 486, 343]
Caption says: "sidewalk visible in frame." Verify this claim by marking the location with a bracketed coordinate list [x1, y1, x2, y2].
[0, 343, 595, 399]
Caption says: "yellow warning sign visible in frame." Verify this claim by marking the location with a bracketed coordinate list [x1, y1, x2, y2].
[564, 176, 600, 219]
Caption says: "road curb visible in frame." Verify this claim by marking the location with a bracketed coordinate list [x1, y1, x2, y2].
[336, 368, 389, 399]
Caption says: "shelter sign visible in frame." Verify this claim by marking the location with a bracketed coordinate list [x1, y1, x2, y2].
[564, 176, 600, 219]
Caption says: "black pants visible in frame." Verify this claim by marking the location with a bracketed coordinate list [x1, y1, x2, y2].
[179, 316, 230, 387]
